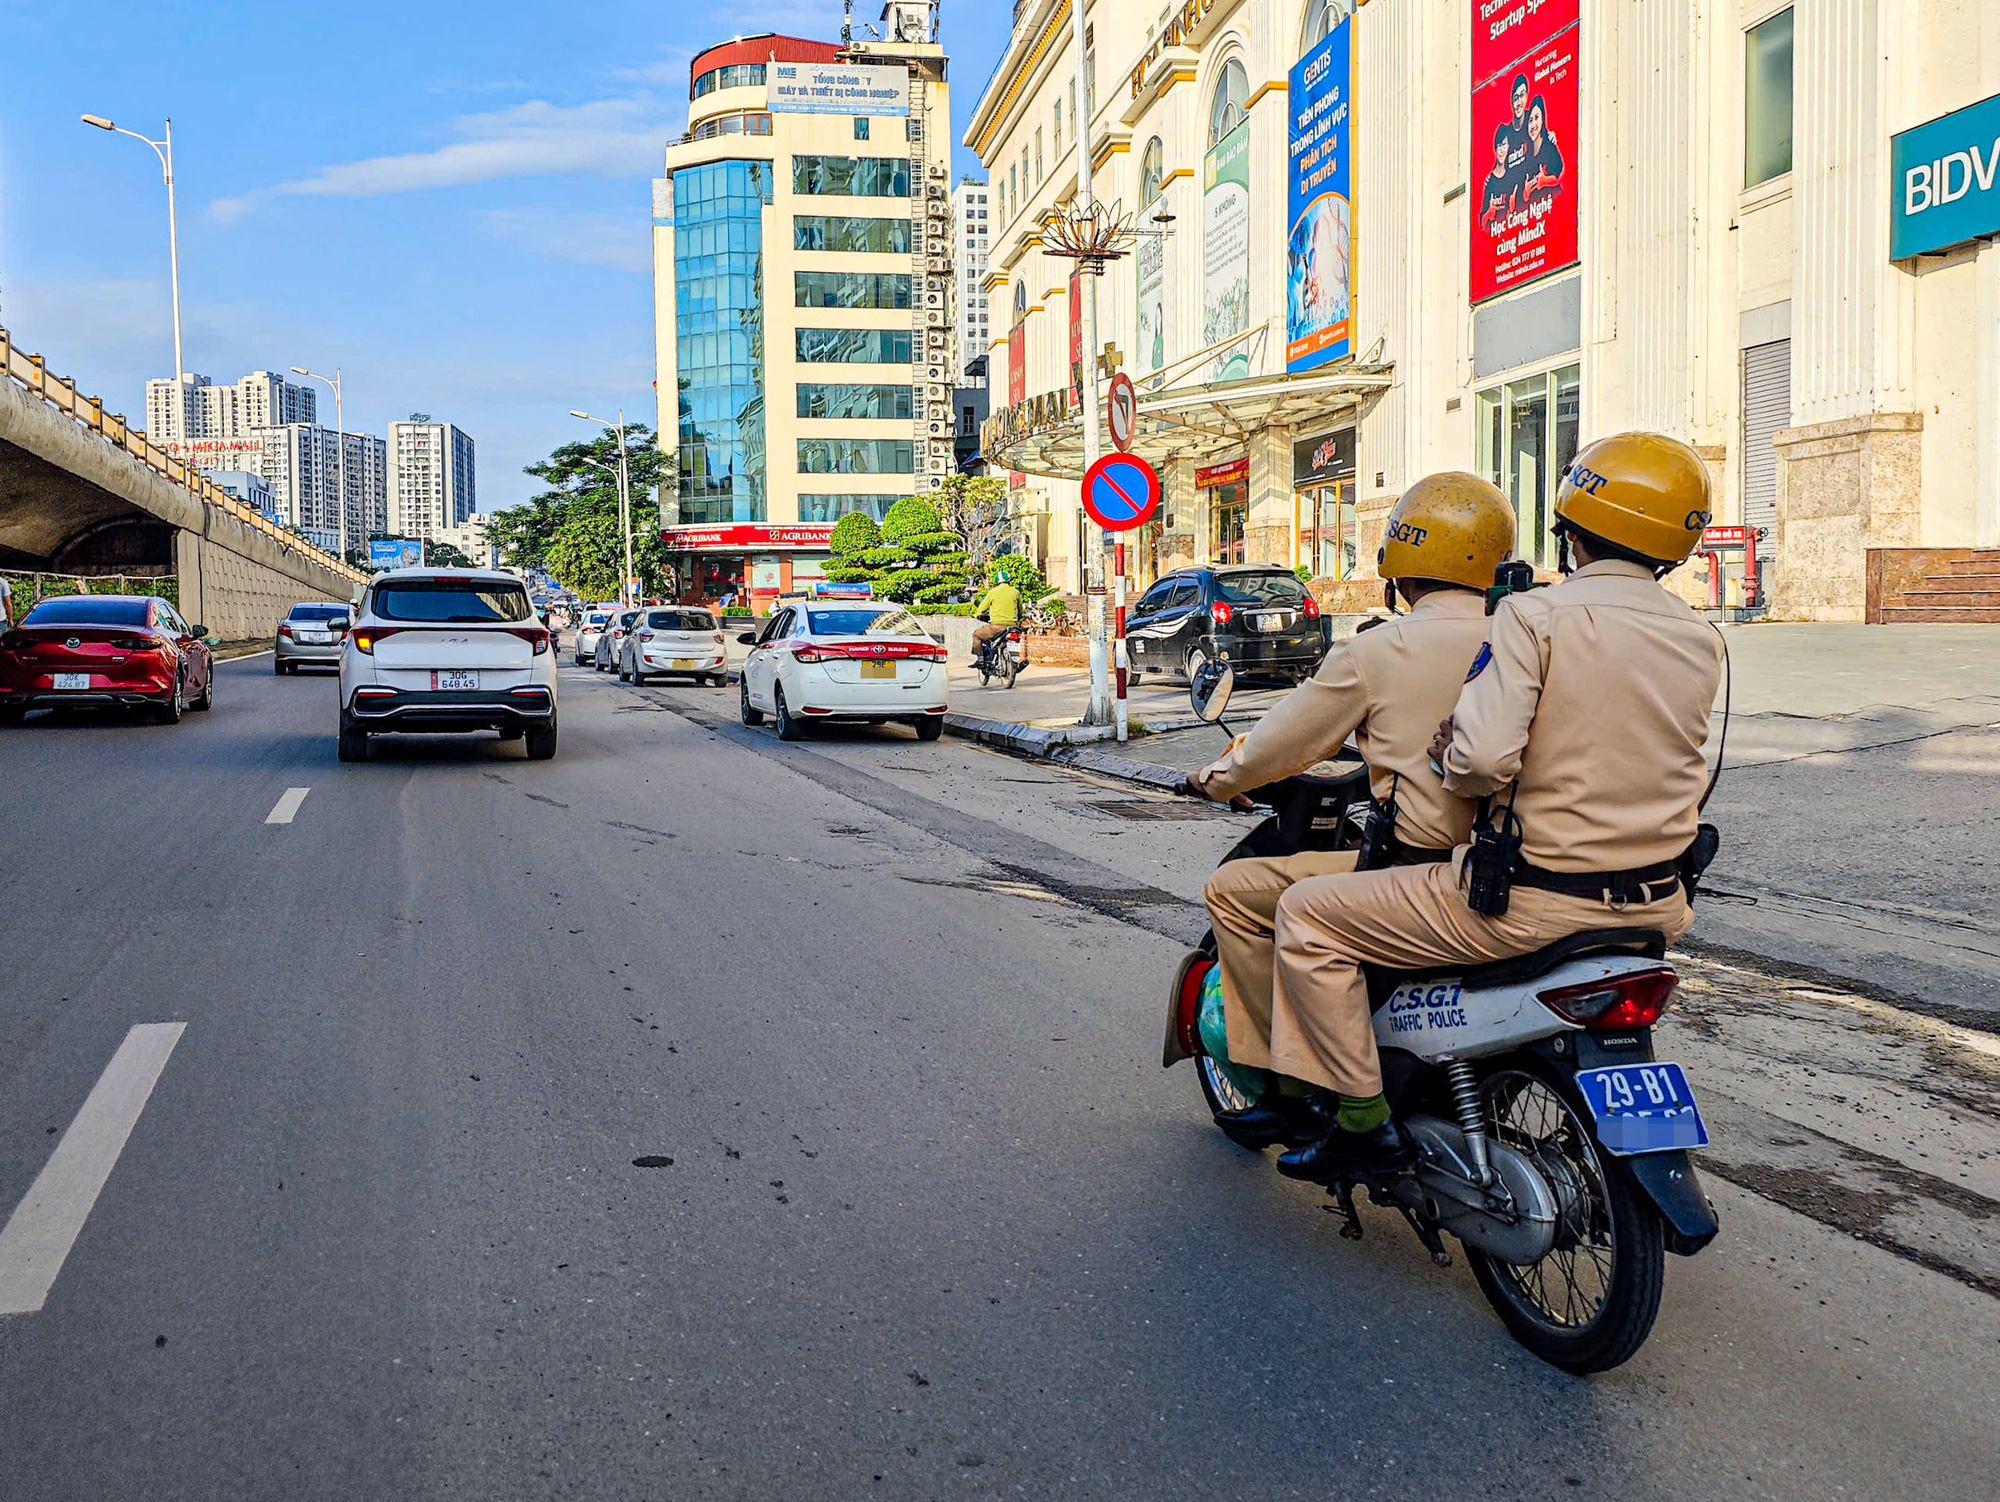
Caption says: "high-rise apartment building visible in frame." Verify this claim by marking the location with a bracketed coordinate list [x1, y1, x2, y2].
[652, 3, 954, 608]
[145, 370, 316, 456]
[952, 179, 989, 384]
[256, 425, 387, 554]
[387, 417, 477, 541]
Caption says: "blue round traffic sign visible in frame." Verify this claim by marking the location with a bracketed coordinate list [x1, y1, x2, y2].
[1081, 453, 1161, 532]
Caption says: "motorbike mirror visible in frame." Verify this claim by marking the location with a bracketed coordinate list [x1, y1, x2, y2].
[1189, 659, 1236, 724]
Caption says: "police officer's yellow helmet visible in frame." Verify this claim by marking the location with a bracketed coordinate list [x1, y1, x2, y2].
[1554, 432, 1713, 565]
[1376, 472, 1516, 591]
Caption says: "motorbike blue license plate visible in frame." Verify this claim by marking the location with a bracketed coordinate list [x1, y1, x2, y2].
[1575, 1062, 1709, 1156]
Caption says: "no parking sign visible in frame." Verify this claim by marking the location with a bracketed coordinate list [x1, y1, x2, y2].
[1081, 453, 1161, 533]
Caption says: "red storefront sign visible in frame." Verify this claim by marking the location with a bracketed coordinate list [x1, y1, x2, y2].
[1195, 457, 1249, 488]
[1008, 316, 1028, 491]
[1470, 0, 1580, 304]
[1700, 526, 1754, 550]
[661, 524, 836, 551]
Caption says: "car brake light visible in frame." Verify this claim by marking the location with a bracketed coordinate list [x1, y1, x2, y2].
[351, 627, 405, 654]
[506, 627, 551, 654]
[278, 622, 295, 639]
[1538, 969, 1679, 1031]
[636, 630, 655, 641]
[1301, 596, 1322, 619]
[792, 644, 845, 663]
[1211, 600, 1234, 626]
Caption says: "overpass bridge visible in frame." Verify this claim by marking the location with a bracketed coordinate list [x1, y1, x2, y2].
[0, 327, 364, 638]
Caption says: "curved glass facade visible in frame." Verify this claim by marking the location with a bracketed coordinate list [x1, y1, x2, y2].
[692, 62, 765, 97]
[675, 160, 773, 525]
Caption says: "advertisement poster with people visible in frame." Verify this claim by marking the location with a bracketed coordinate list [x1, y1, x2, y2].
[1008, 302, 1026, 490]
[1203, 120, 1252, 383]
[1470, 0, 1579, 304]
[1286, 17, 1355, 372]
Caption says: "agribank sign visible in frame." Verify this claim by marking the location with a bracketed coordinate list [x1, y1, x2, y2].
[1891, 92, 2000, 259]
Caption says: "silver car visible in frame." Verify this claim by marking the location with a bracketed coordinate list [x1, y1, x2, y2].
[275, 602, 350, 674]
[594, 608, 642, 672]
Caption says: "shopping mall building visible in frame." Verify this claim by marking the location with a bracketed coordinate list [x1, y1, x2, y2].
[651, 4, 956, 610]
[969, 0, 2000, 621]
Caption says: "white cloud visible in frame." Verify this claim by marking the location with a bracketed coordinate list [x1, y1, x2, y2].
[213, 97, 675, 219]
[479, 208, 651, 273]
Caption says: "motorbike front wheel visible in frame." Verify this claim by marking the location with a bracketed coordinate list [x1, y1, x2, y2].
[1464, 1058, 1666, 1373]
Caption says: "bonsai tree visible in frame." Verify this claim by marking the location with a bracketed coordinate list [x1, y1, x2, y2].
[877, 496, 970, 606]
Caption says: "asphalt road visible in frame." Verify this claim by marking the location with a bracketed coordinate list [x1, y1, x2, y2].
[0, 655, 1995, 1500]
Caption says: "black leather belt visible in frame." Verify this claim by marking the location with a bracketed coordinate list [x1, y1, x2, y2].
[1390, 842, 1456, 867]
[1512, 858, 1682, 906]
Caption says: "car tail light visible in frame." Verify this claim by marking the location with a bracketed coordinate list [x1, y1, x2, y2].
[1538, 969, 1679, 1031]
[792, 644, 845, 663]
[636, 630, 655, 641]
[110, 636, 156, 651]
[506, 627, 551, 654]
[351, 626, 405, 654]
[1210, 600, 1234, 626]
[278, 622, 295, 639]
[1301, 596, 1322, 619]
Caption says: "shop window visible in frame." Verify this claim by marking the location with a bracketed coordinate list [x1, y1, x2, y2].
[1744, 8, 1794, 188]
[1475, 364, 1580, 569]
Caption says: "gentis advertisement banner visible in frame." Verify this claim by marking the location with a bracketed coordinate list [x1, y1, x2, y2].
[1286, 18, 1354, 372]
[1470, 0, 1580, 304]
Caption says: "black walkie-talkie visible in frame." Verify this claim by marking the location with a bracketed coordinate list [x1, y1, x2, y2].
[1357, 780, 1400, 872]
[1464, 792, 1523, 916]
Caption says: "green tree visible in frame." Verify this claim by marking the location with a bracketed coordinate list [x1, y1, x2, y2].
[932, 474, 1010, 563]
[427, 542, 476, 569]
[485, 424, 673, 579]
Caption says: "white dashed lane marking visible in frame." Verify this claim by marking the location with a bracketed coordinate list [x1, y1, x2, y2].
[265, 788, 311, 824]
[0, 1023, 186, 1316]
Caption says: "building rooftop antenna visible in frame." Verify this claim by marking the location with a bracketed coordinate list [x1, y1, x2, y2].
[841, 0, 853, 46]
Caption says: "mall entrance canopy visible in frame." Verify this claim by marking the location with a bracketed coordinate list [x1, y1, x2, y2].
[982, 325, 1395, 481]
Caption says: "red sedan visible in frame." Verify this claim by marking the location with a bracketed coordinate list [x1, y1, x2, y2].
[0, 594, 215, 725]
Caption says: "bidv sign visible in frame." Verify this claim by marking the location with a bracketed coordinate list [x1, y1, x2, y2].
[1892, 92, 2000, 259]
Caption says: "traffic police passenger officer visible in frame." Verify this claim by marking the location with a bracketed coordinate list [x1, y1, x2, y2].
[1266, 432, 1726, 1184]
[1186, 474, 1516, 1146]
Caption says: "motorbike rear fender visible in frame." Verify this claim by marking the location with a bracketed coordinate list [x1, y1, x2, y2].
[1162, 940, 1217, 1068]
[1619, 1151, 1719, 1256]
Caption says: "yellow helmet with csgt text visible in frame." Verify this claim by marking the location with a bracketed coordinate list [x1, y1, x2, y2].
[1554, 432, 1713, 565]
[1376, 472, 1516, 591]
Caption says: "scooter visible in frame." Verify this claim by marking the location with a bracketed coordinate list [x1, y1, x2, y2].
[1163, 661, 1718, 1373]
[974, 625, 1029, 688]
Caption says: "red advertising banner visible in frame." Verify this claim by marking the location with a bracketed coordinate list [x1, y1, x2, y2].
[1195, 457, 1249, 488]
[1068, 271, 1083, 408]
[1470, 0, 1580, 304]
[662, 524, 836, 551]
[1008, 316, 1027, 491]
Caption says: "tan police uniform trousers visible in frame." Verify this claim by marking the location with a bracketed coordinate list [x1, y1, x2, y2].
[1204, 850, 1361, 1071]
[1268, 852, 1693, 1097]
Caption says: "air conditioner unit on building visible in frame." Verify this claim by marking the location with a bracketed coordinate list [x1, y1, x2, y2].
[926, 383, 946, 402]
[928, 164, 946, 178]
[928, 420, 946, 436]
[925, 310, 948, 328]
[927, 256, 948, 273]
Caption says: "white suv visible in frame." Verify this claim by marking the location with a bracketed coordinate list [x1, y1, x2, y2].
[338, 568, 558, 762]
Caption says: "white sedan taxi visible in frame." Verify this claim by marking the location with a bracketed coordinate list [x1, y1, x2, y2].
[737, 602, 948, 741]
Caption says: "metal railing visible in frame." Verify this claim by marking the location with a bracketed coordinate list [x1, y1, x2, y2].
[0, 326, 367, 584]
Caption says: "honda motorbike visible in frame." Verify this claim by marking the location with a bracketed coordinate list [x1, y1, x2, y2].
[1163, 662, 1718, 1373]
[974, 625, 1028, 688]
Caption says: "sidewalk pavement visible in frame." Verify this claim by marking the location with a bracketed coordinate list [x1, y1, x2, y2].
[942, 621, 2000, 1019]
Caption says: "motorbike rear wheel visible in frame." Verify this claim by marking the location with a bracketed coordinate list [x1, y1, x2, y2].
[1463, 1058, 1665, 1373]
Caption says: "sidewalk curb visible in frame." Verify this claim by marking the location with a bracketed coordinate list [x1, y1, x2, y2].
[944, 711, 1187, 789]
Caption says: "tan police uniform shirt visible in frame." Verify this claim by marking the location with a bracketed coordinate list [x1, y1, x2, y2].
[1197, 590, 1492, 850]
[1442, 558, 1723, 872]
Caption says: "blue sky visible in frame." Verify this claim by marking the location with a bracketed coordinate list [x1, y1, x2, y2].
[0, 0, 1008, 514]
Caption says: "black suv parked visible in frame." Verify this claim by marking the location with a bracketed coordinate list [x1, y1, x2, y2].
[1125, 566, 1325, 684]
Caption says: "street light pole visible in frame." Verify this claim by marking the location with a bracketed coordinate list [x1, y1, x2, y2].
[571, 411, 635, 606]
[292, 367, 346, 562]
[1067, 2, 1114, 729]
[82, 114, 184, 393]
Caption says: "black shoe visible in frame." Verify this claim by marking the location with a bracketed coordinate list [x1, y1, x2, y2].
[1215, 1089, 1335, 1150]
[1275, 1119, 1418, 1185]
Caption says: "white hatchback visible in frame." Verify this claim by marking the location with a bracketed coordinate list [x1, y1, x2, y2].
[621, 606, 729, 686]
[338, 568, 557, 762]
[737, 602, 948, 741]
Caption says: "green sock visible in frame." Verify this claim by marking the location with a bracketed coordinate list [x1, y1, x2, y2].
[1275, 1075, 1316, 1098]
[1338, 1093, 1392, 1133]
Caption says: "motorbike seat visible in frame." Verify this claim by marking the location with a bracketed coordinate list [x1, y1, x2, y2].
[1364, 928, 1668, 1011]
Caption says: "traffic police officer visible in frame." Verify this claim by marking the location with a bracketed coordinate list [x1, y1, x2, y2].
[1266, 432, 1725, 1183]
[1187, 473, 1516, 1146]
